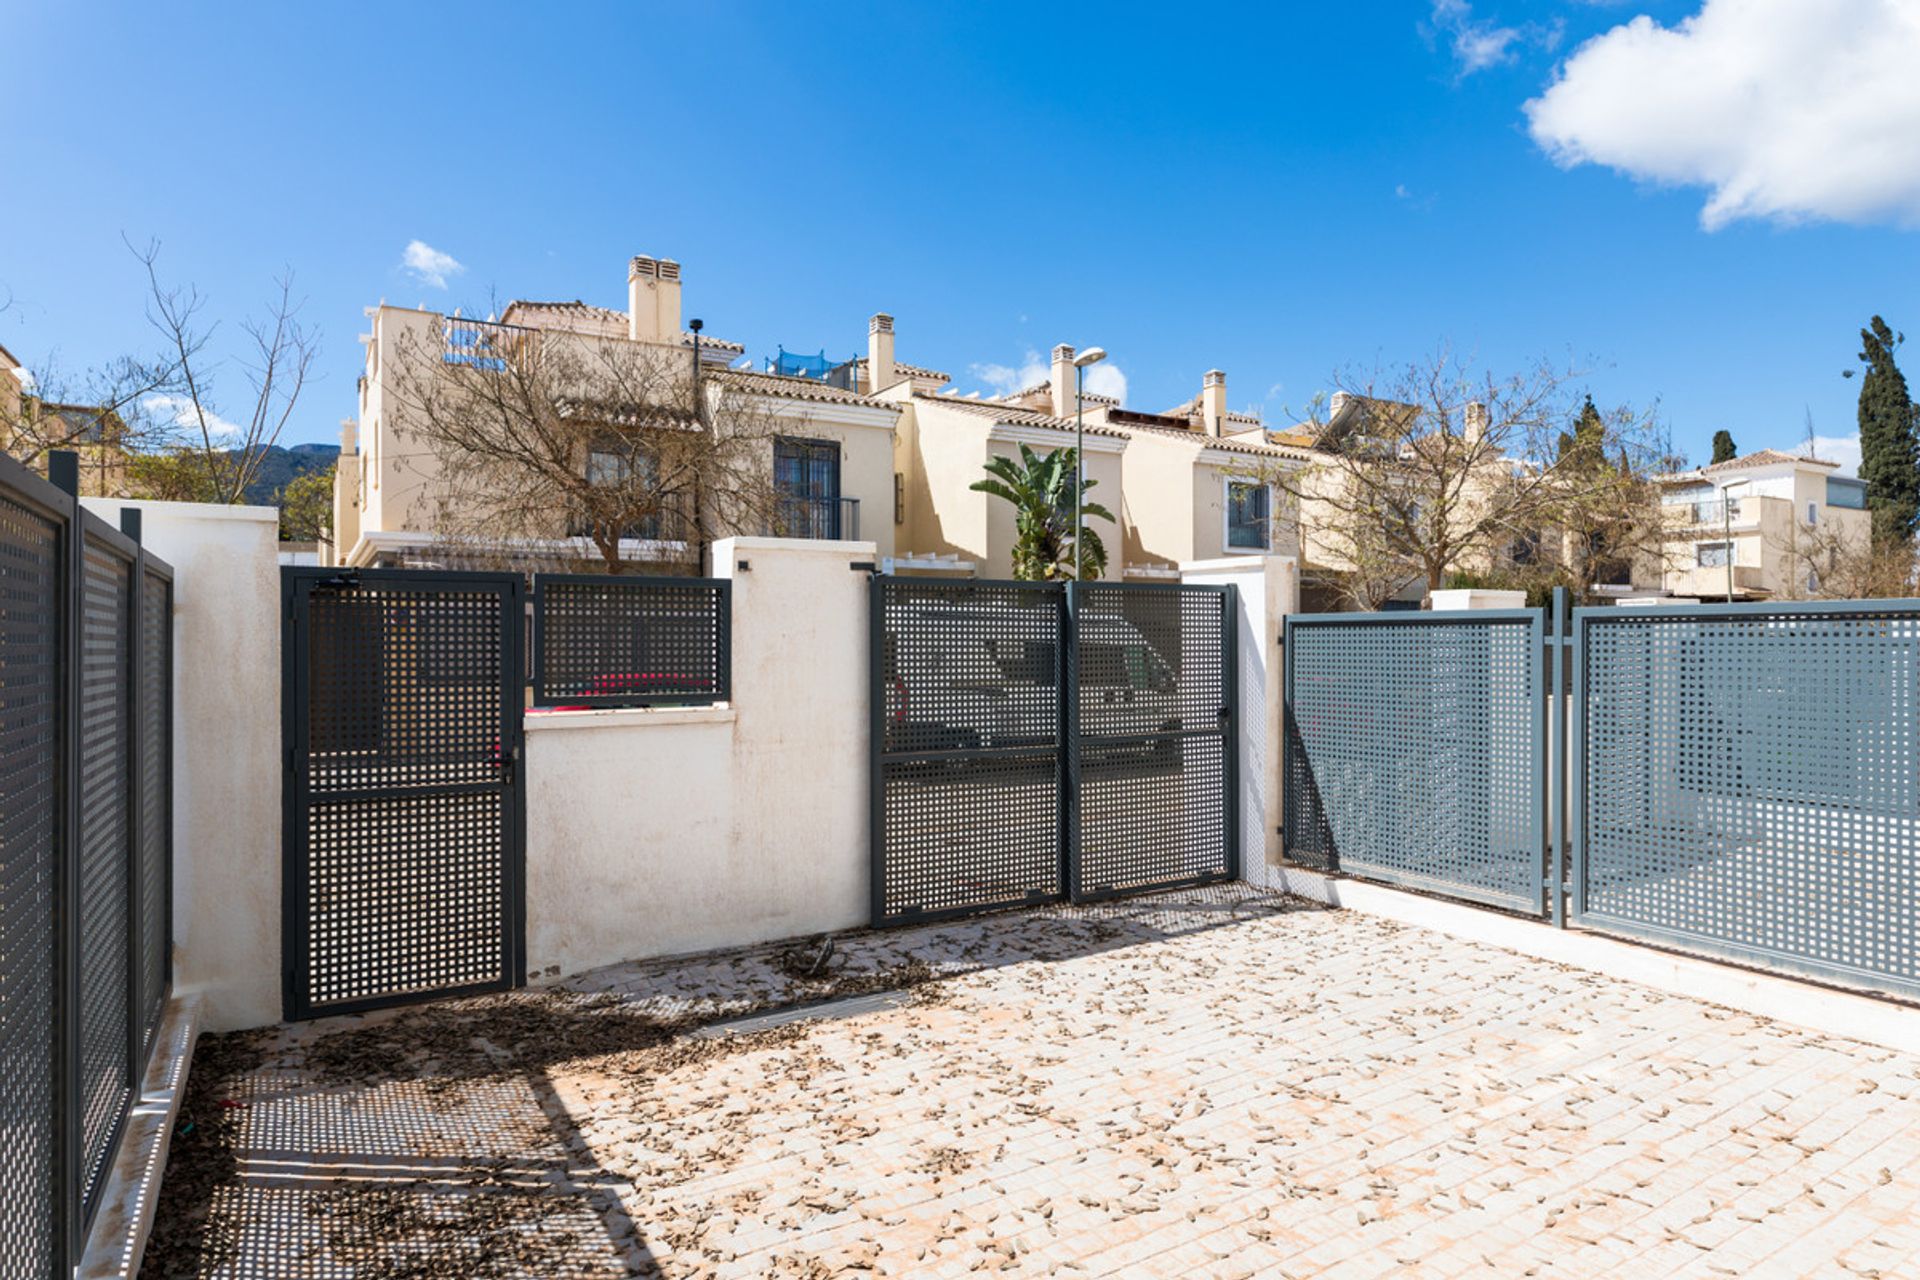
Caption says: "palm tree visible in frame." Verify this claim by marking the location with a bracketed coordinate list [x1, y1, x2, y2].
[969, 443, 1114, 580]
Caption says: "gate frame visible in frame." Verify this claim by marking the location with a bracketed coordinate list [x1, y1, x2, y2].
[279, 566, 528, 1022]
[870, 575, 1240, 926]
[1281, 605, 1551, 917]
[1068, 578, 1240, 904]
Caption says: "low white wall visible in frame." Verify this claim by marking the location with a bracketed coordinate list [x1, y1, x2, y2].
[525, 538, 873, 979]
[1180, 555, 1298, 891]
[81, 500, 282, 1033]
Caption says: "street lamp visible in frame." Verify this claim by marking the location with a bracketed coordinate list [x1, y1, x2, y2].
[1072, 346, 1107, 579]
[688, 317, 704, 423]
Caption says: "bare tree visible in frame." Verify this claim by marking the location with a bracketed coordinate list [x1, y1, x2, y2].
[1769, 517, 1916, 600]
[1273, 350, 1668, 606]
[130, 238, 317, 502]
[383, 315, 796, 573]
[3, 243, 318, 502]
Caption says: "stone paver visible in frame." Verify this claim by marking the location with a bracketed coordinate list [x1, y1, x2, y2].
[144, 888, 1920, 1278]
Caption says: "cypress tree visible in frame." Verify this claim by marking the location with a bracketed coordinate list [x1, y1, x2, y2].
[1710, 430, 1737, 463]
[1856, 316, 1920, 546]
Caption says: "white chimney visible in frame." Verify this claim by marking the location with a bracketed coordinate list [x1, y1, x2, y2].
[1328, 391, 1353, 424]
[1464, 401, 1489, 445]
[868, 314, 896, 391]
[1050, 344, 1076, 417]
[1202, 369, 1227, 437]
[627, 255, 682, 342]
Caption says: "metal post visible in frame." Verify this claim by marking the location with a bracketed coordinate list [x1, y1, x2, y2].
[58, 483, 84, 1266]
[1549, 586, 1568, 928]
[868, 574, 888, 926]
[125, 525, 148, 1090]
[1061, 582, 1082, 901]
[49, 450, 79, 499]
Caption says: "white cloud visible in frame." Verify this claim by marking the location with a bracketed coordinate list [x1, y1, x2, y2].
[970, 350, 1050, 398]
[143, 393, 247, 445]
[1792, 432, 1863, 477]
[1428, 0, 1560, 78]
[1084, 362, 1127, 404]
[400, 239, 465, 289]
[1526, 0, 1920, 229]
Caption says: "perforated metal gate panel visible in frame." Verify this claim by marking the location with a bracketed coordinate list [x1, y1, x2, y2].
[1285, 611, 1544, 913]
[285, 570, 524, 1020]
[873, 579, 1066, 922]
[137, 570, 171, 1046]
[533, 574, 729, 707]
[1575, 602, 1920, 997]
[77, 541, 132, 1208]
[0, 490, 61, 1280]
[1073, 584, 1236, 899]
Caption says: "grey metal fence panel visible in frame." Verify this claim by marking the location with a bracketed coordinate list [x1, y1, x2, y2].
[1284, 609, 1545, 914]
[136, 567, 172, 1047]
[1573, 600, 1920, 998]
[0, 479, 65, 1280]
[531, 574, 730, 708]
[872, 578, 1067, 923]
[76, 530, 133, 1212]
[1071, 582, 1238, 900]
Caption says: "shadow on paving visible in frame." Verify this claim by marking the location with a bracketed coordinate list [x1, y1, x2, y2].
[141, 885, 1322, 1277]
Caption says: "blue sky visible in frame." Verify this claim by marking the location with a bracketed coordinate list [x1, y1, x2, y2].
[4, 1, 1917, 469]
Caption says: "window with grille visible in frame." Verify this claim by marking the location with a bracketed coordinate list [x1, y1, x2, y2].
[774, 437, 842, 539]
[1226, 480, 1270, 550]
[1696, 541, 1732, 568]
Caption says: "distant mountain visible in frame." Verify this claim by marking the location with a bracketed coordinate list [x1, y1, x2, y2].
[241, 443, 340, 505]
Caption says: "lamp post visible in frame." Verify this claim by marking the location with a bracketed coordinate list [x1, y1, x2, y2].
[1072, 346, 1107, 579]
[689, 317, 704, 423]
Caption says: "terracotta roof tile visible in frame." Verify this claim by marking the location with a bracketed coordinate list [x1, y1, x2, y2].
[914, 394, 1131, 437]
[1703, 447, 1838, 473]
[714, 368, 900, 410]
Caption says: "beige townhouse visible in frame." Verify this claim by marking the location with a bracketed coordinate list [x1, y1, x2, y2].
[330, 255, 902, 569]
[1650, 448, 1870, 600]
[854, 316, 1307, 580]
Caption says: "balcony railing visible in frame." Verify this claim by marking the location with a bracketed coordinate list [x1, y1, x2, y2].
[443, 317, 532, 371]
[769, 496, 859, 541]
[1670, 498, 1742, 526]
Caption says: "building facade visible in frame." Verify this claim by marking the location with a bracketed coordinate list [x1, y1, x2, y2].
[1651, 449, 1870, 600]
[330, 256, 902, 569]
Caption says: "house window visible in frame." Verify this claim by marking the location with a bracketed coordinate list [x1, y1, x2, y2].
[1807, 501, 1818, 525]
[1697, 541, 1732, 568]
[774, 437, 842, 539]
[1226, 480, 1271, 550]
[585, 446, 668, 539]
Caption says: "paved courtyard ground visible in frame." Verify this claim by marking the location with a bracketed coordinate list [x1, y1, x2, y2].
[144, 888, 1920, 1278]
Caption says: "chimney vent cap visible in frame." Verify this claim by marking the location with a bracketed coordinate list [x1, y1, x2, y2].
[870, 313, 894, 333]
[1204, 369, 1226, 387]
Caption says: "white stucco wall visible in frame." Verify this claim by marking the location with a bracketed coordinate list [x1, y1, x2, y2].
[81, 499, 282, 1033]
[1181, 555, 1297, 891]
[524, 537, 873, 978]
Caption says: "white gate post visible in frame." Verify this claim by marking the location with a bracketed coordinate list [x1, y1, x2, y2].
[1178, 555, 1298, 890]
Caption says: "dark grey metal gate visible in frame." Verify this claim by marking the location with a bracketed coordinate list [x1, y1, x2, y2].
[1284, 608, 1547, 914]
[870, 577, 1237, 925]
[1572, 599, 1920, 999]
[1071, 582, 1238, 902]
[281, 568, 526, 1021]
